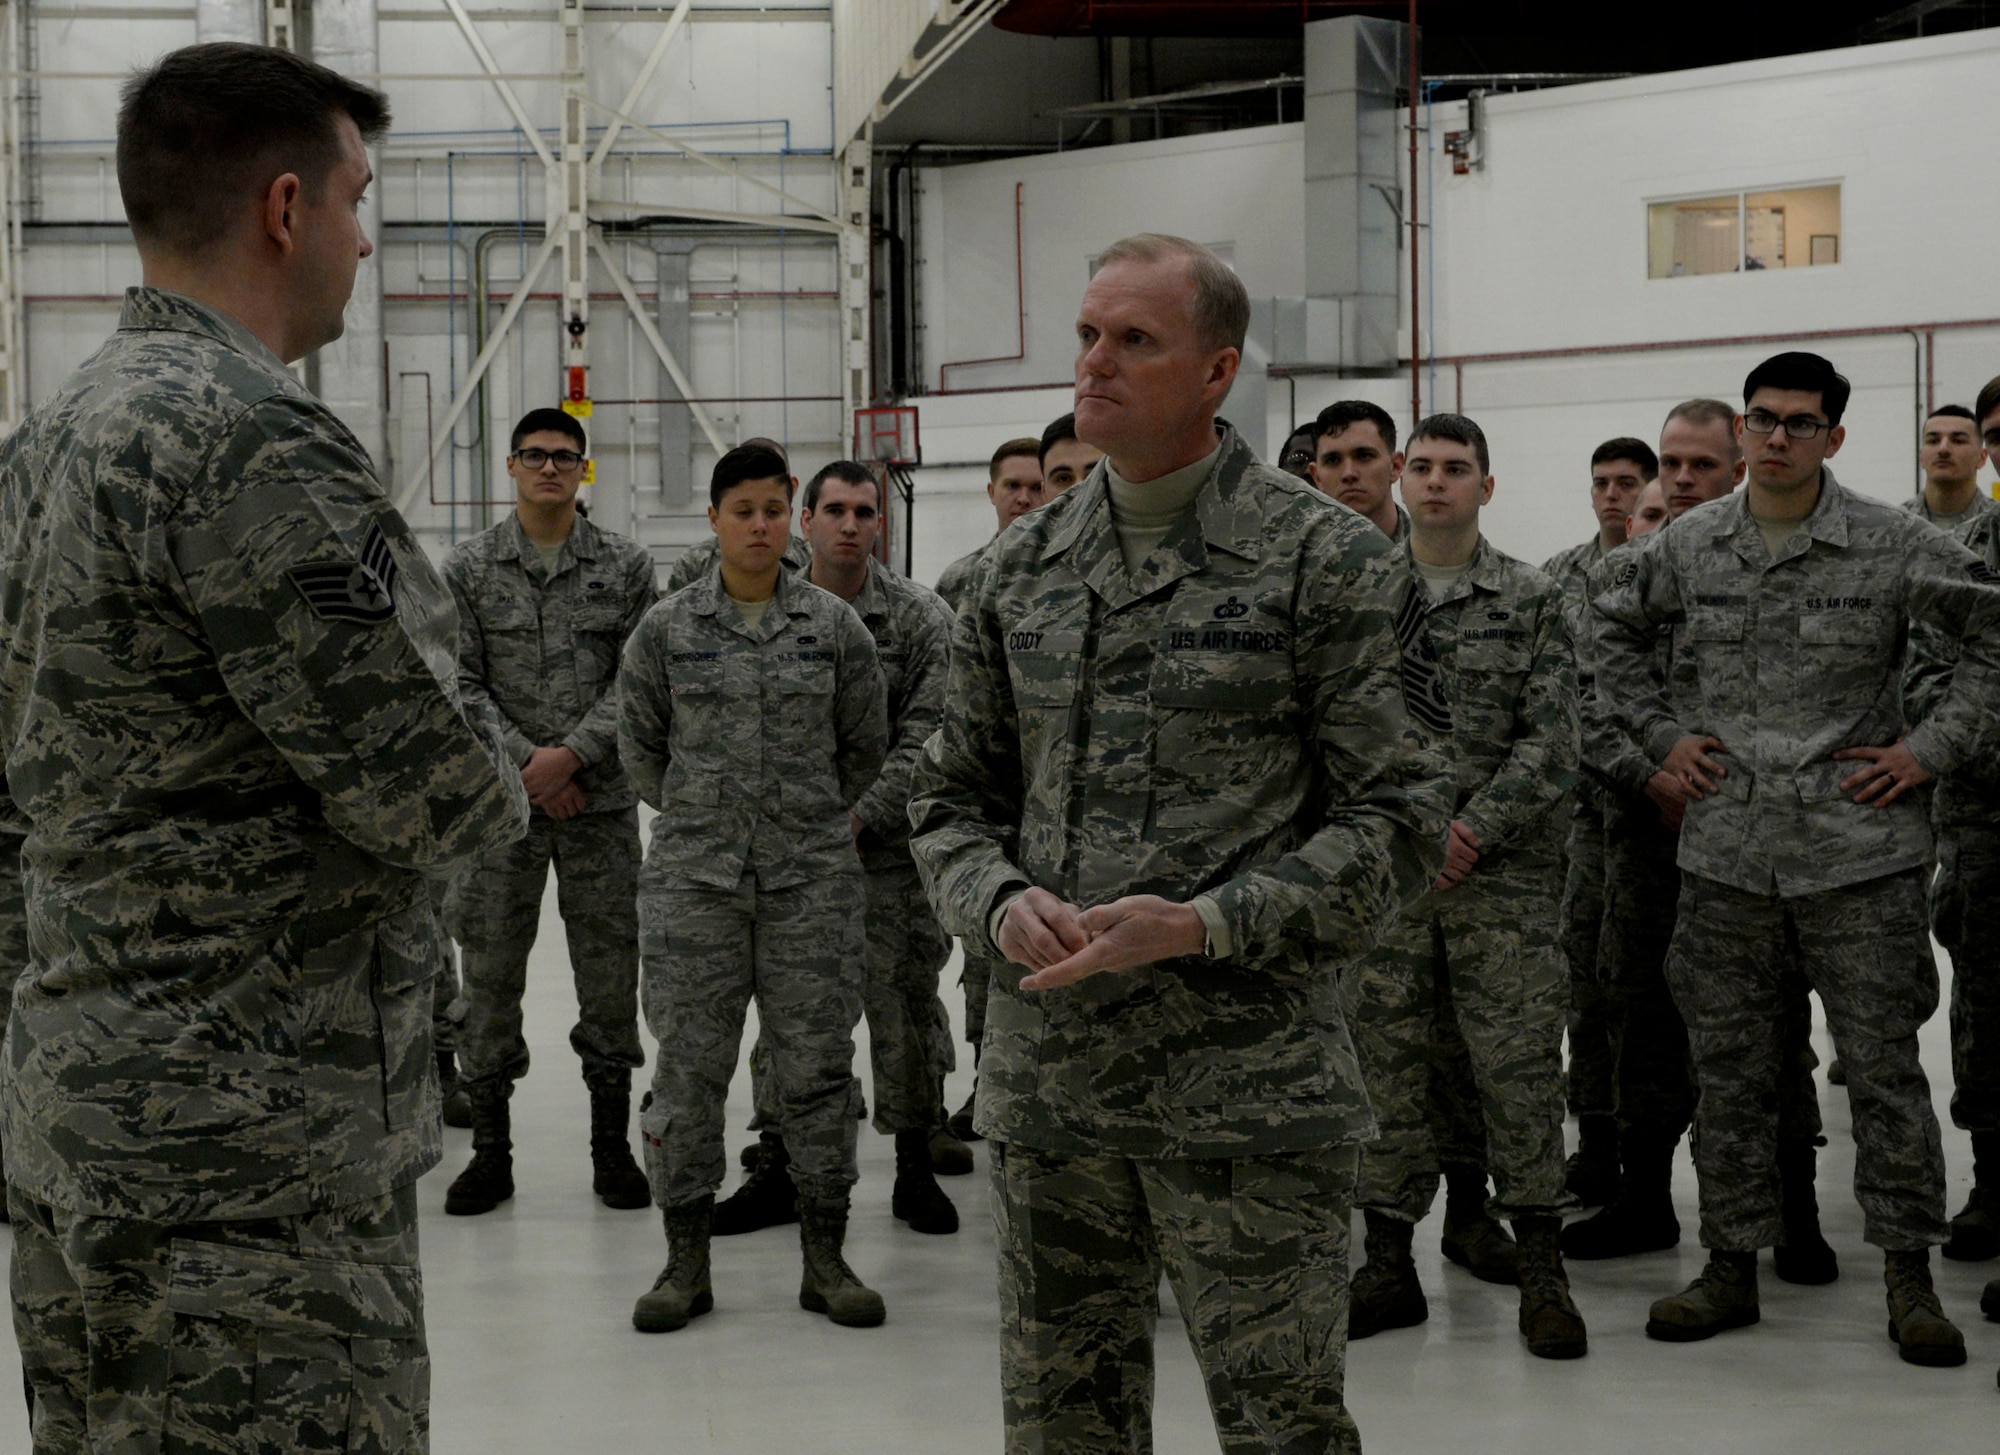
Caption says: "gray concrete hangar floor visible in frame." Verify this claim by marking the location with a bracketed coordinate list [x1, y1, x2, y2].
[3, 873, 1996, 1453]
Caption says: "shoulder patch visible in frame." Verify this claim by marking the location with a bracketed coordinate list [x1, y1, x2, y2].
[1392, 585, 1454, 737]
[287, 520, 399, 625]
[1612, 560, 1639, 589]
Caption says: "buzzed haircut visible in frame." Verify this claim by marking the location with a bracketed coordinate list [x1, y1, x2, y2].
[1313, 399, 1398, 453]
[1663, 397, 1742, 459]
[803, 459, 879, 513]
[117, 43, 390, 258]
[709, 444, 791, 507]
[1039, 412, 1079, 467]
[510, 407, 586, 454]
[989, 437, 1042, 482]
[1925, 404, 1978, 427]
[1094, 233, 1251, 355]
[1743, 350, 1852, 426]
[1591, 436, 1658, 480]
[1408, 412, 1490, 476]
[1975, 375, 2000, 428]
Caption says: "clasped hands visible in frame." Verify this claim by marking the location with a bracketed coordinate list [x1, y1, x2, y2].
[1663, 732, 1929, 810]
[997, 887, 1206, 992]
[522, 745, 587, 819]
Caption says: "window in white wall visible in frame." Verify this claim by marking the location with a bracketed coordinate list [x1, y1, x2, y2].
[1647, 184, 1841, 278]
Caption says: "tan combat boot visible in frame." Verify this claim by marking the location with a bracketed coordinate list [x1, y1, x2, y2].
[1884, 1249, 1965, 1367]
[1646, 1250, 1759, 1341]
[798, 1195, 886, 1327]
[632, 1197, 715, 1333]
[1513, 1215, 1588, 1359]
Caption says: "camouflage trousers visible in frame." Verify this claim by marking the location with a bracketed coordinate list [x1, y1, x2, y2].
[1667, 869, 1948, 1252]
[1343, 856, 1570, 1222]
[991, 1140, 1359, 1455]
[1559, 789, 1615, 1121]
[639, 866, 865, 1209]
[1602, 798, 1821, 1148]
[746, 856, 954, 1136]
[9, 1182, 426, 1455]
[1929, 826, 2000, 1134]
[444, 809, 645, 1090]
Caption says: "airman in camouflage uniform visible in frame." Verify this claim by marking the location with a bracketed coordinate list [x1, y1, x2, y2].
[437, 419, 658, 1216]
[718, 478, 963, 1238]
[1597, 353, 2000, 1365]
[1902, 403, 1997, 532]
[0, 271, 528, 1455]
[1904, 480, 2000, 1265]
[911, 231, 1453, 1452]
[623, 447, 889, 1333]
[1344, 415, 1587, 1361]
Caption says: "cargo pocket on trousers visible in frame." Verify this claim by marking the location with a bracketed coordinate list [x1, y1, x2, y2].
[1224, 1152, 1354, 1383]
[165, 1240, 426, 1455]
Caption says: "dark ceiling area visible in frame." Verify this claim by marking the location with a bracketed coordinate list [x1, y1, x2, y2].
[875, 1, 1999, 153]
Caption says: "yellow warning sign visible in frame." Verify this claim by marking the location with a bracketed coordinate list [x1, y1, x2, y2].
[562, 398, 594, 419]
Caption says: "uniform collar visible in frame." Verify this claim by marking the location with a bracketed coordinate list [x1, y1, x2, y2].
[501, 509, 599, 572]
[848, 556, 889, 623]
[1723, 467, 1851, 565]
[690, 552, 811, 641]
[1041, 425, 1266, 610]
[118, 287, 291, 378]
[1396, 532, 1502, 607]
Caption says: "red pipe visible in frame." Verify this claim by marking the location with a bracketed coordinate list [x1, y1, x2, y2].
[938, 181, 1027, 392]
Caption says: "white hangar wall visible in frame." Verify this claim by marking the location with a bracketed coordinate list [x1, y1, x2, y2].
[906, 27, 2000, 578]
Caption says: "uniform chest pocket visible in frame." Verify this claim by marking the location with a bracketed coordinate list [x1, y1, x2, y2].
[670, 659, 731, 698]
[1799, 611, 1894, 650]
[772, 659, 836, 698]
[1450, 629, 1533, 678]
[1150, 653, 1295, 714]
[574, 601, 629, 634]
[483, 599, 538, 634]
[1005, 629, 1083, 710]
[1685, 608, 1745, 643]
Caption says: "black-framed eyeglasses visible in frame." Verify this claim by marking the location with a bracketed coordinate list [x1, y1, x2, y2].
[1742, 410, 1831, 441]
[515, 447, 585, 470]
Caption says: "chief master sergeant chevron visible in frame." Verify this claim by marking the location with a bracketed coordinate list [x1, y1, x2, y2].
[0, 45, 528, 1454]
[909, 232, 1454, 1455]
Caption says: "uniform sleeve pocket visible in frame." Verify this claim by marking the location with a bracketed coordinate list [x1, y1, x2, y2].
[166, 1242, 426, 1455]
[371, 904, 438, 1133]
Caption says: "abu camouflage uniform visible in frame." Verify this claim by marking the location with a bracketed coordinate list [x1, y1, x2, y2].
[1346, 537, 1580, 1223]
[0, 288, 528, 1454]
[744, 557, 957, 1136]
[0, 821, 20, 1216]
[909, 429, 1454, 1455]
[1594, 471, 2000, 1252]
[441, 512, 657, 1099]
[666, 531, 809, 594]
[1540, 536, 1616, 1126]
[1904, 507, 2000, 1138]
[1901, 488, 2000, 530]
[621, 564, 887, 1209]
[934, 537, 1004, 1053]
[1581, 534, 1823, 1159]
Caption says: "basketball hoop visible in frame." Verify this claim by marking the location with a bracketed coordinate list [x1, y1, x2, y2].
[854, 405, 921, 467]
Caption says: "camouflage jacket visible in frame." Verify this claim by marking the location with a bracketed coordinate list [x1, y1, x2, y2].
[909, 428, 1454, 1159]
[934, 538, 993, 616]
[1905, 509, 2000, 829]
[619, 562, 888, 891]
[1902, 489, 2000, 530]
[443, 511, 658, 814]
[1402, 535, 1577, 859]
[666, 532, 810, 594]
[0, 288, 528, 1220]
[1593, 470, 2000, 896]
[1540, 535, 1609, 618]
[1542, 534, 1616, 808]
[840, 558, 952, 862]
[1579, 533, 1680, 800]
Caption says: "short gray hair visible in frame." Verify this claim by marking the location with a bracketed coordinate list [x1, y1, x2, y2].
[1095, 233, 1250, 355]
[1663, 397, 1741, 459]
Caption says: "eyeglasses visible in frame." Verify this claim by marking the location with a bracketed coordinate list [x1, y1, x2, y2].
[1742, 410, 1831, 441]
[514, 448, 585, 470]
